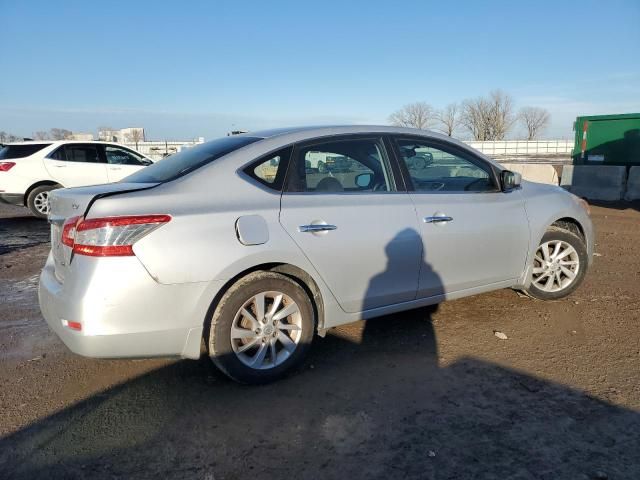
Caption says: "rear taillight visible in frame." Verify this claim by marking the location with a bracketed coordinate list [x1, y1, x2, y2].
[62, 216, 82, 247]
[61, 214, 171, 257]
[0, 162, 16, 172]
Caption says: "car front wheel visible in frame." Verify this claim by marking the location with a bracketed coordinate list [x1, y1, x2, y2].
[208, 271, 315, 384]
[526, 226, 588, 300]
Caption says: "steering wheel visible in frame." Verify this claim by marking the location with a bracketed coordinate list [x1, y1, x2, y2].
[464, 178, 489, 191]
[373, 181, 387, 192]
[418, 181, 445, 191]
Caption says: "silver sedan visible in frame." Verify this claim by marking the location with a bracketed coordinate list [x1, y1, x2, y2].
[39, 126, 593, 383]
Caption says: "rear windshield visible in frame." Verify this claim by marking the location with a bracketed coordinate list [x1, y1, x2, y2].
[123, 136, 262, 183]
[0, 143, 51, 159]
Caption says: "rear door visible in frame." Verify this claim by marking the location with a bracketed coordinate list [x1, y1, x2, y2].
[44, 144, 109, 187]
[104, 145, 151, 181]
[279, 135, 422, 313]
[392, 136, 530, 298]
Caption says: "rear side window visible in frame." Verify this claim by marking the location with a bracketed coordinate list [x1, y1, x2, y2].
[286, 138, 394, 193]
[64, 145, 103, 163]
[0, 144, 51, 159]
[49, 147, 66, 160]
[243, 147, 292, 191]
[124, 136, 262, 183]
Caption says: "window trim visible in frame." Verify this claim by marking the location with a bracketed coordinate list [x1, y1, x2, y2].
[283, 134, 402, 195]
[390, 135, 501, 194]
[240, 145, 293, 192]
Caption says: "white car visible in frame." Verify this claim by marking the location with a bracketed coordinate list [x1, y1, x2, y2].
[0, 141, 153, 218]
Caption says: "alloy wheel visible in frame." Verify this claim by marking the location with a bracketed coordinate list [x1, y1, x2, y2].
[33, 191, 50, 215]
[230, 291, 303, 370]
[532, 240, 580, 292]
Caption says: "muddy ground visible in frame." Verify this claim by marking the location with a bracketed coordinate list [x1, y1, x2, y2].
[0, 201, 639, 479]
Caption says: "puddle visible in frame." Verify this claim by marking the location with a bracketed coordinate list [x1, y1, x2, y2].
[0, 216, 50, 255]
[0, 274, 58, 361]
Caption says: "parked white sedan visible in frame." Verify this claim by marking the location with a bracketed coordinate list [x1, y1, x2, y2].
[0, 141, 153, 218]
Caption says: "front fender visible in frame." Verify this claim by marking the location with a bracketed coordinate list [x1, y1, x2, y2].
[516, 182, 594, 288]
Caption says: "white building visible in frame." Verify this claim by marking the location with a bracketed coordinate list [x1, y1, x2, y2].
[122, 138, 205, 160]
[69, 132, 94, 141]
[98, 127, 145, 143]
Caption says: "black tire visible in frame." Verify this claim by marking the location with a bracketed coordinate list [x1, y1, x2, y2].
[26, 184, 57, 219]
[525, 226, 589, 300]
[208, 271, 315, 384]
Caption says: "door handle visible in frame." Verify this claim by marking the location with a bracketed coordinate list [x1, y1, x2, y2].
[424, 216, 453, 224]
[298, 224, 337, 233]
[53, 165, 67, 168]
[110, 167, 122, 170]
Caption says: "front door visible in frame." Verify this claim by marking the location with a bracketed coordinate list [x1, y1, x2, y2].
[393, 137, 530, 298]
[279, 136, 422, 313]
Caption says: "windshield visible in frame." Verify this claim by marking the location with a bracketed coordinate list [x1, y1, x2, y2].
[123, 136, 262, 183]
[0, 143, 51, 159]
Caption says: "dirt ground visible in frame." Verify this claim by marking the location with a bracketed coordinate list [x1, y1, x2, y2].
[0, 201, 639, 479]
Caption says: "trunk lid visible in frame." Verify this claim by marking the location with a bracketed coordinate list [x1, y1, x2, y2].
[48, 182, 158, 283]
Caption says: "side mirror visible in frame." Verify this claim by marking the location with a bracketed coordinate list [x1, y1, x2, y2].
[355, 172, 373, 188]
[141, 159, 153, 166]
[501, 170, 521, 192]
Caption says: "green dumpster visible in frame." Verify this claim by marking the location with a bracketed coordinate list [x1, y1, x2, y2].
[573, 113, 640, 166]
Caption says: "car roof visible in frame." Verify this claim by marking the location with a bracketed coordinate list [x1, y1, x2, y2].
[247, 125, 451, 139]
[242, 125, 473, 148]
[3, 140, 123, 146]
[239, 124, 481, 156]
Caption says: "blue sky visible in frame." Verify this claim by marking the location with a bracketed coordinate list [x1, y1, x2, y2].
[1, 0, 639, 140]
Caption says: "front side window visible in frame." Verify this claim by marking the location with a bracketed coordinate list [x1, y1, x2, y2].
[397, 139, 496, 192]
[63, 144, 103, 163]
[287, 138, 393, 193]
[105, 146, 145, 165]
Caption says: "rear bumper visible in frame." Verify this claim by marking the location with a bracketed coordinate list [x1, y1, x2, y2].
[0, 193, 24, 206]
[38, 253, 217, 359]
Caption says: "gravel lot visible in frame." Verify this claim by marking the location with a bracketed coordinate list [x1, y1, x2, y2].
[0, 201, 639, 479]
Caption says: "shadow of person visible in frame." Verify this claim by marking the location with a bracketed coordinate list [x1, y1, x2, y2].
[353, 228, 443, 367]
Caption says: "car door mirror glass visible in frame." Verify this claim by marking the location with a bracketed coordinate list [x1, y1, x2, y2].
[501, 170, 521, 191]
[355, 172, 373, 188]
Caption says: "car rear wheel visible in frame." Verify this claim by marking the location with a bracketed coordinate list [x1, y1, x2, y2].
[27, 185, 58, 219]
[525, 226, 588, 300]
[208, 271, 315, 384]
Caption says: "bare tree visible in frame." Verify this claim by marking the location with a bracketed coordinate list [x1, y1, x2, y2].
[518, 106, 550, 140]
[388, 102, 435, 130]
[1, 132, 21, 142]
[436, 103, 461, 137]
[461, 90, 515, 141]
[33, 131, 49, 140]
[126, 129, 144, 149]
[49, 128, 73, 140]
